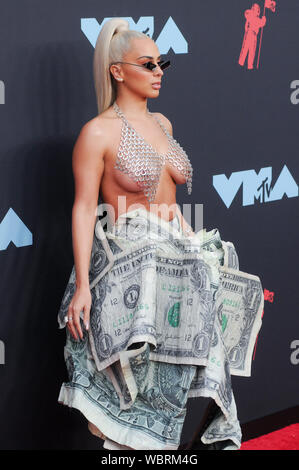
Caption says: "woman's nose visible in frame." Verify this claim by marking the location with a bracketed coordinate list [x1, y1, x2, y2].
[153, 65, 164, 76]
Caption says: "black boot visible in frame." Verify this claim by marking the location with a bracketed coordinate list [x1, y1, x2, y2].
[179, 399, 220, 450]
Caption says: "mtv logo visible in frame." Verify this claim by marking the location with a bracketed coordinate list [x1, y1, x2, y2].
[0, 208, 32, 250]
[213, 165, 298, 208]
[81, 16, 188, 54]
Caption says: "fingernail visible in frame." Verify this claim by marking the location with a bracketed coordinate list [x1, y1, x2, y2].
[85, 322, 89, 331]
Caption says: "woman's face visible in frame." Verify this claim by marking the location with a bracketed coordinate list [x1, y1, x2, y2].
[111, 37, 164, 98]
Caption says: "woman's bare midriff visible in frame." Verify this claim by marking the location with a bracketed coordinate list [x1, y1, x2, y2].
[95, 108, 187, 225]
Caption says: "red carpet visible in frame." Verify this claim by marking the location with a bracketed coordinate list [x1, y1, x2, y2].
[240, 423, 299, 450]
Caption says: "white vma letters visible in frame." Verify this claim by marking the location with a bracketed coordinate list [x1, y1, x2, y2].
[0, 208, 32, 251]
[213, 165, 298, 208]
[81, 16, 188, 54]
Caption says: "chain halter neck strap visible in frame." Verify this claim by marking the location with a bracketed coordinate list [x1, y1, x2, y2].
[113, 101, 193, 203]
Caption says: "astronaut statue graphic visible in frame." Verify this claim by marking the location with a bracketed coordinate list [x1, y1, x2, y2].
[239, 1, 277, 70]
[239, 3, 267, 70]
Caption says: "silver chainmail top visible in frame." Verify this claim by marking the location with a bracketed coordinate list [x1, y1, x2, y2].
[113, 101, 193, 203]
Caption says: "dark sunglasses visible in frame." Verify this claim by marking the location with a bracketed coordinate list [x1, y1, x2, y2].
[141, 59, 171, 71]
[110, 59, 171, 72]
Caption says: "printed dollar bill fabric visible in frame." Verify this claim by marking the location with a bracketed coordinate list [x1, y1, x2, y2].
[57, 208, 264, 450]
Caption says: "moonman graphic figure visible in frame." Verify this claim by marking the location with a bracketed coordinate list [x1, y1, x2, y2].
[239, 3, 267, 69]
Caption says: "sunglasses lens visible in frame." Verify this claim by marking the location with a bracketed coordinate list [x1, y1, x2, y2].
[144, 60, 171, 71]
[159, 60, 170, 70]
[144, 62, 155, 70]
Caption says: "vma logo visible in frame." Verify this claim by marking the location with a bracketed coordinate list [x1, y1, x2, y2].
[213, 165, 298, 208]
[0, 208, 32, 250]
[81, 16, 188, 53]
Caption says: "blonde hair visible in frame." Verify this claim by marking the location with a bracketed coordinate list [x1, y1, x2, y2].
[93, 18, 150, 115]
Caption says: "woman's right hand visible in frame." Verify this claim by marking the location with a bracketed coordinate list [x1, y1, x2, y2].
[67, 285, 92, 341]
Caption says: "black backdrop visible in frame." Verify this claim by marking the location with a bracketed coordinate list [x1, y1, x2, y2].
[0, 1, 298, 449]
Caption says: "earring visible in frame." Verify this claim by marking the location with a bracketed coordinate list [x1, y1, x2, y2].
[116, 78, 123, 82]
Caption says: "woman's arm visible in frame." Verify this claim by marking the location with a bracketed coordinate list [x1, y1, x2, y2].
[72, 122, 105, 286]
[68, 120, 106, 340]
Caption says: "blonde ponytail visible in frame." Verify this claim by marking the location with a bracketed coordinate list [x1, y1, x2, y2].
[93, 18, 148, 115]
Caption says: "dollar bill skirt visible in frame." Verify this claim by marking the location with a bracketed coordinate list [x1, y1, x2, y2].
[57, 208, 264, 450]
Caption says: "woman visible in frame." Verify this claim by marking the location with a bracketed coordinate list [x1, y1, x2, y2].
[57, 18, 264, 451]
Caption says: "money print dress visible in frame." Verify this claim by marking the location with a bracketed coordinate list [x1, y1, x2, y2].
[57, 207, 264, 450]
[57, 106, 264, 450]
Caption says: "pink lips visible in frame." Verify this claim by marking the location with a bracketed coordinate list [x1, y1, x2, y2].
[152, 82, 161, 89]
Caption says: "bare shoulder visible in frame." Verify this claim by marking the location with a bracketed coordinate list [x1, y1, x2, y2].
[75, 108, 117, 159]
[152, 112, 173, 136]
[80, 110, 113, 142]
